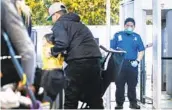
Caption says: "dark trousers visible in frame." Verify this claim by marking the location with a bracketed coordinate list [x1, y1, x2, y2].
[115, 60, 138, 105]
[64, 58, 104, 109]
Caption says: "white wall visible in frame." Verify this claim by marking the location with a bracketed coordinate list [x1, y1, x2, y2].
[33, 25, 121, 50]
[33, 25, 153, 67]
[142, 0, 172, 10]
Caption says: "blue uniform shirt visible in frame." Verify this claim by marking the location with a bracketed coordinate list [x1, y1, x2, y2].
[110, 31, 145, 60]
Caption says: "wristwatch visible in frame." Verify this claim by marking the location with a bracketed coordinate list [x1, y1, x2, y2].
[136, 60, 140, 64]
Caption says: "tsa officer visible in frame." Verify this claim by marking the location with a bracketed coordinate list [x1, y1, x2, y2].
[110, 18, 145, 109]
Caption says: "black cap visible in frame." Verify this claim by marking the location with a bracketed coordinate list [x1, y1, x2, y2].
[124, 17, 135, 26]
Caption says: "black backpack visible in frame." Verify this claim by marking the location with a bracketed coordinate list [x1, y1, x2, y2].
[41, 69, 66, 99]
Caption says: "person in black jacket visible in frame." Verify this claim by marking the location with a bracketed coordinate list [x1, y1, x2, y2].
[46, 2, 104, 109]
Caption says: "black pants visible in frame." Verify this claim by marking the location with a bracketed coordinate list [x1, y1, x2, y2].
[115, 60, 138, 105]
[64, 58, 104, 109]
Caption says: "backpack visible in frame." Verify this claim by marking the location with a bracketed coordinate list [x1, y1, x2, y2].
[42, 69, 66, 98]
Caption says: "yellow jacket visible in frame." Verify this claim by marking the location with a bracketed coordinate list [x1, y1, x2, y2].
[42, 42, 64, 70]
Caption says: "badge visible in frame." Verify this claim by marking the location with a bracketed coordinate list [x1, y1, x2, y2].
[118, 35, 122, 41]
[134, 37, 137, 41]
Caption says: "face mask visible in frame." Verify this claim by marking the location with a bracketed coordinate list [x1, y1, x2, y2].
[125, 27, 133, 34]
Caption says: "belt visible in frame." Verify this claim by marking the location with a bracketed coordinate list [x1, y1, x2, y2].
[0, 55, 21, 60]
[124, 59, 135, 62]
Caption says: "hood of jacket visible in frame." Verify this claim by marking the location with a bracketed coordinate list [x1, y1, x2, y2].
[58, 12, 80, 22]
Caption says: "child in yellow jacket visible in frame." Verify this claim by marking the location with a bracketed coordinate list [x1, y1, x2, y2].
[40, 34, 65, 103]
[42, 34, 64, 70]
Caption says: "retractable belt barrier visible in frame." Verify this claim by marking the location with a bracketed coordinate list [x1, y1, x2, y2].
[0, 55, 21, 60]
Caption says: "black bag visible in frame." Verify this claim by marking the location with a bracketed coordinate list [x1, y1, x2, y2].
[101, 52, 125, 96]
[41, 69, 66, 97]
[79, 45, 126, 108]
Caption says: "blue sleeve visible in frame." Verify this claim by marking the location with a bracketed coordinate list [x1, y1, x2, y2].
[137, 35, 145, 52]
[110, 33, 118, 49]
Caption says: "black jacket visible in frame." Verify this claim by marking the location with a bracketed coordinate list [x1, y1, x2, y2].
[51, 13, 102, 61]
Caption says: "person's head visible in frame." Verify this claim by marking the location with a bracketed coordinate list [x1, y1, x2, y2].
[43, 33, 54, 44]
[124, 17, 135, 34]
[47, 2, 67, 23]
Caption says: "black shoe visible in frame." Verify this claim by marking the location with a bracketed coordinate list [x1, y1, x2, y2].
[129, 103, 140, 109]
[115, 105, 123, 109]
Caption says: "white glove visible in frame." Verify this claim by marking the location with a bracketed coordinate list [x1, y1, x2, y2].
[131, 60, 139, 67]
[38, 87, 44, 95]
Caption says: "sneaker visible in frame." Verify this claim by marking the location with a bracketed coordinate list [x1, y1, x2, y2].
[129, 103, 140, 109]
[115, 105, 123, 109]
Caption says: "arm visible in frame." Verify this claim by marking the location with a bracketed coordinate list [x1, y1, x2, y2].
[1, 0, 36, 85]
[110, 33, 118, 49]
[136, 51, 144, 62]
[137, 43, 153, 62]
[51, 22, 69, 56]
[136, 36, 145, 62]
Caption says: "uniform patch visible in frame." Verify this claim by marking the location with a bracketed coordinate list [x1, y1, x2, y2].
[134, 37, 137, 41]
[118, 35, 122, 41]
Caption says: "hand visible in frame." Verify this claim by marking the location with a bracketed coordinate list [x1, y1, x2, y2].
[38, 87, 44, 95]
[17, 81, 25, 91]
[17, 82, 35, 93]
[0, 72, 3, 78]
[145, 43, 153, 48]
[131, 60, 139, 67]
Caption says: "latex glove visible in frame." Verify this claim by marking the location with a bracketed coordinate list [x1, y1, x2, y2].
[131, 60, 139, 67]
[38, 87, 44, 95]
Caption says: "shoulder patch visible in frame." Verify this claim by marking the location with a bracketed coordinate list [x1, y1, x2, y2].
[118, 34, 122, 41]
[134, 37, 137, 41]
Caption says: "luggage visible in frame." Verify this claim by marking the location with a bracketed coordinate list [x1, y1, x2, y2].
[101, 47, 125, 95]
